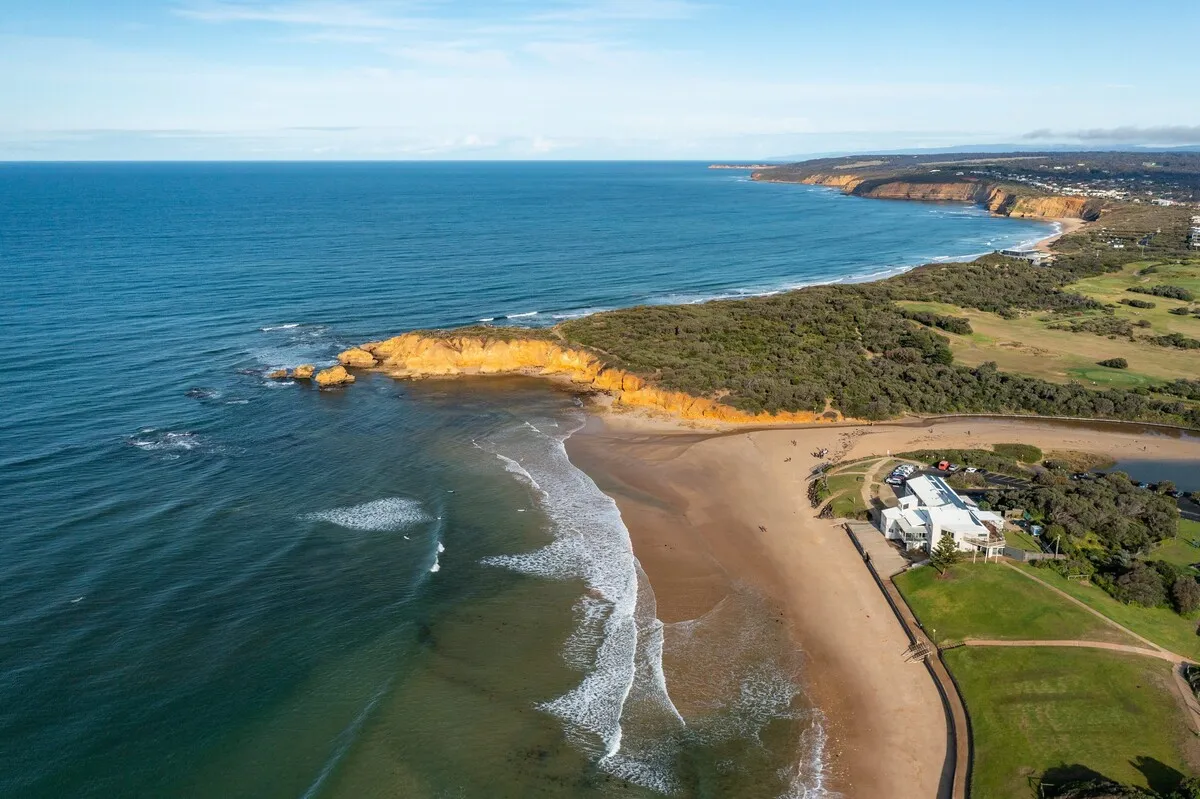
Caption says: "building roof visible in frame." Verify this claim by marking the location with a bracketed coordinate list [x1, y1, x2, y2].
[899, 474, 1006, 537]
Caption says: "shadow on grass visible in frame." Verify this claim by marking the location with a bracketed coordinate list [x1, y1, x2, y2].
[1132, 755, 1185, 796]
[1036, 759, 1187, 797]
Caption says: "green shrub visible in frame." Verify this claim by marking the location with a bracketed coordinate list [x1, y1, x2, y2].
[1128, 284, 1195, 301]
[1097, 357, 1128, 369]
[992, 443, 1043, 463]
[1150, 332, 1200, 349]
[1119, 298, 1156, 309]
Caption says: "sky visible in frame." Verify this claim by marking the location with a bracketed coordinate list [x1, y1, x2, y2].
[2, 0, 1199, 160]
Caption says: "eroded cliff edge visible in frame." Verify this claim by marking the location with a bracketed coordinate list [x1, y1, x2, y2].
[753, 171, 1103, 221]
[322, 332, 844, 425]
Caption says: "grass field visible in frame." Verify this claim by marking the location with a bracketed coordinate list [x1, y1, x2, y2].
[946, 646, 1194, 798]
[1150, 519, 1200, 572]
[1017, 564, 1200, 660]
[821, 472, 869, 519]
[1005, 528, 1043, 552]
[896, 257, 1200, 386]
[895, 563, 1134, 644]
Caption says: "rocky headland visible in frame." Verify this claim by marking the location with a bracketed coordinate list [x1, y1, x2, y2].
[322, 332, 844, 425]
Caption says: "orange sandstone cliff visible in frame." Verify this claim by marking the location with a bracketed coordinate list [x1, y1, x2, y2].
[333, 333, 843, 425]
[753, 172, 1102, 221]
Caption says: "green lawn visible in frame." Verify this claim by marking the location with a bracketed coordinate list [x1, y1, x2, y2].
[946, 646, 1193, 798]
[1150, 519, 1200, 571]
[895, 563, 1134, 645]
[825, 473, 865, 493]
[1005, 528, 1043, 553]
[1017, 564, 1200, 660]
[829, 491, 866, 519]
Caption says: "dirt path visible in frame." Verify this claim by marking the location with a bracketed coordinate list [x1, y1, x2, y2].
[1002, 562, 1166, 653]
[859, 457, 891, 510]
[960, 638, 1177, 662]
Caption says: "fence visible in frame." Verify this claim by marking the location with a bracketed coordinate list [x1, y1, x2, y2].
[1003, 547, 1066, 563]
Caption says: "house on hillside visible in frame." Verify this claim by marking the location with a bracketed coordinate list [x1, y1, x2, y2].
[880, 474, 1007, 558]
[999, 248, 1051, 265]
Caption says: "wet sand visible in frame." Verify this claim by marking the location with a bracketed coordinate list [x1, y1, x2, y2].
[567, 411, 1200, 798]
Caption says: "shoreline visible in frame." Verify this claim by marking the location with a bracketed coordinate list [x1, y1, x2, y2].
[565, 412, 1200, 797]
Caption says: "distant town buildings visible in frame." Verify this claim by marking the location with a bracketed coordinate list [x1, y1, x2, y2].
[1191, 216, 1200, 249]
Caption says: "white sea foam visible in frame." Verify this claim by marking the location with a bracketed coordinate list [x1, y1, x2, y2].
[478, 317, 495, 322]
[479, 414, 651, 760]
[129, 429, 203, 452]
[779, 713, 840, 799]
[301, 497, 429, 532]
[260, 323, 301, 331]
[493, 453, 542, 491]
[506, 310, 539, 319]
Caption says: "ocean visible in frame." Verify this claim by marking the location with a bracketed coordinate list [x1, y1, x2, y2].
[0, 162, 1054, 798]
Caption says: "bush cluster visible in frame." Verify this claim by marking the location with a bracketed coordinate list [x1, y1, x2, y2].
[897, 307, 973, 335]
[1128, 284, 1195, 301]
[1150, 332, 1200, 349]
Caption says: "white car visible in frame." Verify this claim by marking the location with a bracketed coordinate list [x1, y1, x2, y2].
[964, 467, 980, 473]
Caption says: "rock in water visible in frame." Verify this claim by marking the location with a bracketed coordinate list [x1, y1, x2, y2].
[337, 348, 377, 368]
[315, 365, 355, 387]
[266, 369, 289, 379]
[291, 364, 315, 379]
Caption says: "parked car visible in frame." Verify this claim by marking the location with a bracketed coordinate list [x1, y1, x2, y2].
[964, 467, 980, 473]
[947, 464, 961, 473]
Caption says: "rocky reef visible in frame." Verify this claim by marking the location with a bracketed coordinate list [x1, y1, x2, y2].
[753, 171, 1103, 221]
[331, 333, 843, 425]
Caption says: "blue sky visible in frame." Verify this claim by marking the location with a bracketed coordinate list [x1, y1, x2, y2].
[3, 0, 1198, 159]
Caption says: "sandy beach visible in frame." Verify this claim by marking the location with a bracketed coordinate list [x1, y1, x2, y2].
[1033, 216, 1087, 253]
[567, 411, 1200, 798]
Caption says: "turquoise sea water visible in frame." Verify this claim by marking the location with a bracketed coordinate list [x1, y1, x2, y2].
[0, 162, 1054, 798]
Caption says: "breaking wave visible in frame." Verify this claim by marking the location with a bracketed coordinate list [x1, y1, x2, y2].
[479, 414, 680, 772]
[301, 497, 429, 532]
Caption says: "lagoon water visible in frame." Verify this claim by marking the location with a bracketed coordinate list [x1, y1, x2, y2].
[0, 162, 1053, 798]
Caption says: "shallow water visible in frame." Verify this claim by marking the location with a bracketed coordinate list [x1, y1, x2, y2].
[0, 162, 1053, 797]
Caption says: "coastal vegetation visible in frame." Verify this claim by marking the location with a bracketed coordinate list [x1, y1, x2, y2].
[552, 203, 1200, 427]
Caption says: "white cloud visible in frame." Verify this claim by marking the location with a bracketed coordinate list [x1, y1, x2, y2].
[175, 1, 426, 30]
[529, 0, 703, 22]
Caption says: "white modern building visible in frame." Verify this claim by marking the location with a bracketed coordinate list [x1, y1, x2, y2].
[880, 474, 1007, 558]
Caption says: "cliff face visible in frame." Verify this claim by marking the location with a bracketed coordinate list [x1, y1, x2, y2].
[347, 333, 843, 425]
[860, 181, 991, 203]
[757, 172, 1101, 221]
